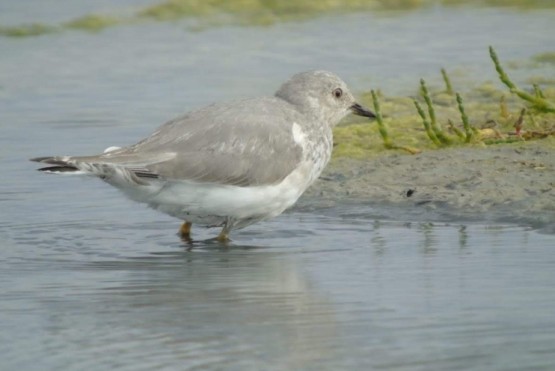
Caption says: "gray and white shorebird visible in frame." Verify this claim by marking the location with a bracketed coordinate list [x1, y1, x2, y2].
[32, 70, 375, 241]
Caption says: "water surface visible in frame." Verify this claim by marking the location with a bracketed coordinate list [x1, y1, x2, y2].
[1, 4, 555, 370]
[2, 210, 555, 370]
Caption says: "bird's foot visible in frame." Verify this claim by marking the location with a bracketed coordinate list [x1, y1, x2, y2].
[179, 222, 192, 240]
[216, 231, 230, 243]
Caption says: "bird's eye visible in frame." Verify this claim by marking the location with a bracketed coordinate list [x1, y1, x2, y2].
[333, 88, 343, 99]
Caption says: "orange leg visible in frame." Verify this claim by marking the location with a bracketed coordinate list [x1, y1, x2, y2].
[216, 220, 234, 243]
[179, 221, 192, 238]
[216, 229, 230, 243]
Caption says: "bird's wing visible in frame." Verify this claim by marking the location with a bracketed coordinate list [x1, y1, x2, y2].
[61, 98, 304, 187]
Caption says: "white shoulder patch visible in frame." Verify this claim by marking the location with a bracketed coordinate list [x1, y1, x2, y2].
[104, 146, 121, 153]
[292, 122, 306, 146]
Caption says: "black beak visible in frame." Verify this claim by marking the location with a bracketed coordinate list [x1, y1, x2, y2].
[350, 103, 376, 119]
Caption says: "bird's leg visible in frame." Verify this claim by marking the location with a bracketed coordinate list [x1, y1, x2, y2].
[216, 229, 230, 243]
[216, 220, 233, 243]
[179, 221, 192, 239]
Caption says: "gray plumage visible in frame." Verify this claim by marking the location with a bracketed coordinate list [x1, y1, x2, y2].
[32, 70, 375, 239]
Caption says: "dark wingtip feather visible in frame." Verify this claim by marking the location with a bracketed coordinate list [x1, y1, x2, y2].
[31, 156, 79, 173]
[134, 171, 159, 179]
[37, 165, 79, 172]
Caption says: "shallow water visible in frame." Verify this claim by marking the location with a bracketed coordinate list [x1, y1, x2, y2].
[2, 210, 555, 370]
[1, 3, 555, 370]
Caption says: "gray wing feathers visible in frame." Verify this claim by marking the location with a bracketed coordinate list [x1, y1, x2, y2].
[36, 97, 304, 187]
[121, 97, 304, 186]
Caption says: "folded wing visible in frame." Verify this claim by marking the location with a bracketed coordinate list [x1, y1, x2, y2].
[32, 97, 304, 187]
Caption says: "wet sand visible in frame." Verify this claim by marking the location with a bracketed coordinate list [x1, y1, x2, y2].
[304, 139, 555, 232]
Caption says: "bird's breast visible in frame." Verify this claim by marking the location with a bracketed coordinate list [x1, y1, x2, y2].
[302, 132, 333, 186]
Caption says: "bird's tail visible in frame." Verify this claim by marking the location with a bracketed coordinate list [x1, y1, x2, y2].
[31, 154, 158, 186]
[30, 156, 83, 174]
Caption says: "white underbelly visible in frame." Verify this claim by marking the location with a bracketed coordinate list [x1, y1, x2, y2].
[122, 160, 317, 227]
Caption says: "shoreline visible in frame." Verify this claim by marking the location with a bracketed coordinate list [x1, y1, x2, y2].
[301, 139, 555, 233]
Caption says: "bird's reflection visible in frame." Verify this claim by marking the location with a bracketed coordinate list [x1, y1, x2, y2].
[50, 232, 341, 369]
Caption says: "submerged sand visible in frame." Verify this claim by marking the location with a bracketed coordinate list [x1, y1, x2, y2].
[302, 139, 555, 232]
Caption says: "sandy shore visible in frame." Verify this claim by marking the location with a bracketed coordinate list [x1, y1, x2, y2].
[301, 139, 555, 232]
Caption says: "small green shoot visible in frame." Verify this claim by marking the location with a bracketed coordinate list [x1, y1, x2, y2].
[371, 90, 392, 148]
[456, 93, 473, 142]
[371, 90, 420, 154]
[420, 79, 452, 144]
[448, 119, 465, 139]
[489, 46, 555, 113]
[441, 68, 454, 95]
[414, 99, 441, 146]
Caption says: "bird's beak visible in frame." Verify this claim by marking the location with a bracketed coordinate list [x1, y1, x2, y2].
[350, 103, 376, 119]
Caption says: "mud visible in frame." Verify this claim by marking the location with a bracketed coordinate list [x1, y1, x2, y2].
[302, 139, 555, 232]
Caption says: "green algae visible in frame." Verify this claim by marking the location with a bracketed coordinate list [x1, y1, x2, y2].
[0, 0, 422, 38]
[135, 0, 555, 24]
[333, 85, 554, 159]
[331, 48, 555, 159]
[0, 23, 58, 37]
[441, 0, 555, 9]
[533, 52, 555, 65]
[0, 15, 122, 37]
[137, 0, 426, 22]
[1, 0, 553, 38]
[64, 14, 121, 32]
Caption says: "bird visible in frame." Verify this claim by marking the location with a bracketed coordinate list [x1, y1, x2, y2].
[31, 70, 375, 241]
